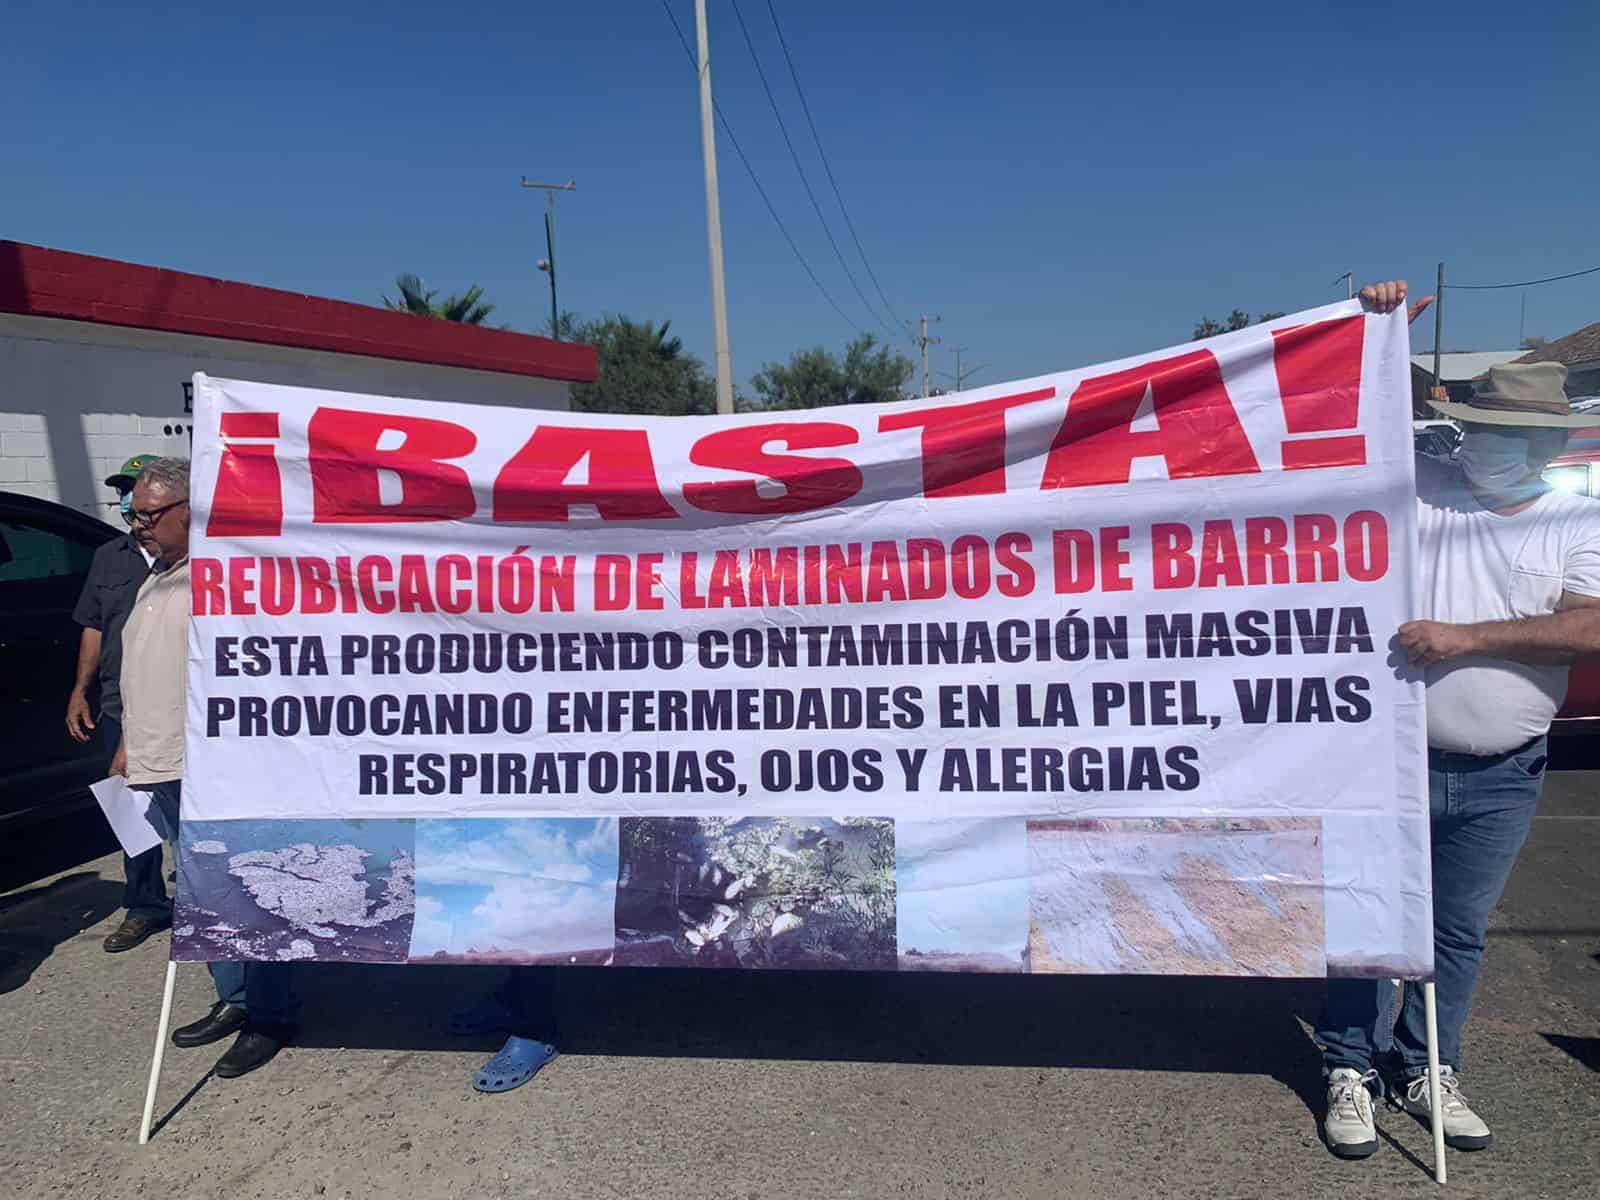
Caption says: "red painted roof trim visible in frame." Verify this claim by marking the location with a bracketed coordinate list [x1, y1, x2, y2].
[0, 241, 596, 384]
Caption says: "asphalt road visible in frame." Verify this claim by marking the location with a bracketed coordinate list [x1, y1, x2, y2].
[1, 769, 1595, 1200]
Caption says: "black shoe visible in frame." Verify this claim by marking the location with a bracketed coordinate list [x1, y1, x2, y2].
[171, 1001, 248, 1048]
[214, 1023, 295, 1079]
[103, 914, 170, 953]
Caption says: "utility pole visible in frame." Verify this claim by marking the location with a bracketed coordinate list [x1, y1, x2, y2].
[695, 0, 735, 414]
[1334, 271, 1353, 299]
[912, 314, 942, 398]
[520, 178, 576, 339]
[1432, 261, 1445, 403]
[941, 347, 990, 393]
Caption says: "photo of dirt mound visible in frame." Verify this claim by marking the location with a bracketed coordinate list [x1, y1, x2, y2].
[1027, 817, 1325, 977]
[614, 817, 896, 970]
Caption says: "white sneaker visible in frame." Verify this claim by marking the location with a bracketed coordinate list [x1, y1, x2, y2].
[1323, 1068, 1380, 1159]
[1401, 1067, 1492, 1151]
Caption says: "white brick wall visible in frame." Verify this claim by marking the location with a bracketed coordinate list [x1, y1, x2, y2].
[2, 431, 48, 458]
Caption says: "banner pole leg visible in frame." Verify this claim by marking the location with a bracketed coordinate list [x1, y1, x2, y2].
[1423, 980, 1447, 1185]
[138, 959, 179, 1145]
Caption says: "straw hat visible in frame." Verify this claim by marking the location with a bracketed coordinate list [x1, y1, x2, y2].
[1429, 361, 1600, 428]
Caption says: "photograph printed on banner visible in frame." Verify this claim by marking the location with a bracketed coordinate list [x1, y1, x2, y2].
[896, 818, 1029, 972]
[408, 818, 617, 965]
[172, 819, 416, 963]
[1026, 817, 1326, 977]
[613, 816, 896, 969]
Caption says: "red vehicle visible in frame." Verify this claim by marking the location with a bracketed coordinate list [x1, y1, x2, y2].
[1544, 424, 1600, 733]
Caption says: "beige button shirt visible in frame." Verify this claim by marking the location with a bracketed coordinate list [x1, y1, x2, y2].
[119, 556, 191, 786]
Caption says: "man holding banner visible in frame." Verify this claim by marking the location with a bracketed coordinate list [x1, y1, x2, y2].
[112, 457, 299, 1079]
[1317, 282, 1600, 1159]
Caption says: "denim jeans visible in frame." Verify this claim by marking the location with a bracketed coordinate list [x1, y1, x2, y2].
[1318, 736, 1545, 1081]
[492, 967, 560, 1043]
[140, 781, 300, 1027]
[106, 716, 167, 922]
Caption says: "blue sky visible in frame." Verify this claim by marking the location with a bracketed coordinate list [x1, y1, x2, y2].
[410, 818, 617, 958]
[897, 818, 1027, 958]
[5, 1, 1596, 389]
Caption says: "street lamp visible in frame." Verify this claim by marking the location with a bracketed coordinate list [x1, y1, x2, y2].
[520, 177, 576, 339]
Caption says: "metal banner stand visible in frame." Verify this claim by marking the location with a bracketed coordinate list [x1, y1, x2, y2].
[138, 960, 179, 1145]
[1423, 981, 1447, 1184]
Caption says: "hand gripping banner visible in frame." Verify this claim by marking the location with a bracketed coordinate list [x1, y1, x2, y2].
[174, 300, 1431, 978]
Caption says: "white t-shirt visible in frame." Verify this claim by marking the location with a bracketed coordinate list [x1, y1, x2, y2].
[1417, 457, 1600, 754]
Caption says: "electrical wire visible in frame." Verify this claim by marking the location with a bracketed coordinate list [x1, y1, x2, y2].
[1445, 265, 1600, 290]
[657, 0, 866, 337]
[729, 0, 901, 342]
[765, 0, 912, 343]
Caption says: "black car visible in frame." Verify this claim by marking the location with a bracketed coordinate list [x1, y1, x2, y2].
[0, 491, 121, 833]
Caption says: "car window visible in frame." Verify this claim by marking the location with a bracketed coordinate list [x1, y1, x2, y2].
[0, 518, 100, 583]
[1414, 425, 1461, 461]
[1542, 465, 1590, 497]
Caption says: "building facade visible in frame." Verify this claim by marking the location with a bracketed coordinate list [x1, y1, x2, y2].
[0, 242, 596, 520]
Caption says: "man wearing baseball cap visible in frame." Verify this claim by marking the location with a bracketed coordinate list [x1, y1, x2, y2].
[1317, 281, 1600, 1160]
[105, 453, 156, 497]
[66, 453, 161, 951]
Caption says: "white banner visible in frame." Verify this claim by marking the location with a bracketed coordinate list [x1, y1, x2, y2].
[173, 301, 1431, 977]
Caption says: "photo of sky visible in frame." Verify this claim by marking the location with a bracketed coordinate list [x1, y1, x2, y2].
[408, 818, 618, 964]
[896, 818, 1028, 972]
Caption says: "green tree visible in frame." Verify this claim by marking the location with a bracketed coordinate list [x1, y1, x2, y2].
[566, 315, 717, 417]
[749, 334, 914, 411]
[1191, 309, 1286, 340]
[383, 273, 495, 324]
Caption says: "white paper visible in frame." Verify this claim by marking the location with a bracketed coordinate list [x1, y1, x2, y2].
[90, 776, 164, 858]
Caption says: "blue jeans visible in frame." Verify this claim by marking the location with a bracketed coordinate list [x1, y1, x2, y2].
[493, 967, 559, 1042]
[1318, 737, 1545, 1081]
[104, 716, 168, 922]
[141, 781, 300, 1026]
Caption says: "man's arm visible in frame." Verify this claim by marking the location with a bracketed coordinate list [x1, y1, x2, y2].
[65, 627, 102, 742]
[110, 734, 126, 779]
[1399, 592, 1600, 667]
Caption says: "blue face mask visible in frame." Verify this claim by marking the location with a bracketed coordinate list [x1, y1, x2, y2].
[1457, 427, 1568, 505]
[119, 492, 134, 521]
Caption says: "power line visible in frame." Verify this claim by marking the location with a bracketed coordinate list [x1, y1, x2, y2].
[764, 0, 912, 344]
[728, 0, 897, 341]
[658, 0, 866, 337]
[1445, 264, 1600, 291]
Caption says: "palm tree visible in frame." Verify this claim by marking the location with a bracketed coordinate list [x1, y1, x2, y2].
[383, 273, 495, 324]
[615, 317, 683, 360]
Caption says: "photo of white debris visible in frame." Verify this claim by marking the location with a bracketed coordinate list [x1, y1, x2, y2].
[896, 818, 1028, 972]
[1027, 817, 1325, 977]
[172, 820, 415, 963]
[614, 817, 896, 969]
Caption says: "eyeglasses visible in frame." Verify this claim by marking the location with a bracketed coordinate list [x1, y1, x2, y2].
[128, 498, 188, 528]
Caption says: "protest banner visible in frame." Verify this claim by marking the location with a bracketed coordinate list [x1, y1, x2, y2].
[172, 300, 1431, 980]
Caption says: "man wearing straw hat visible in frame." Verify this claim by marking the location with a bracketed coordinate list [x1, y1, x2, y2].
[1317, 280, 1600, 1159]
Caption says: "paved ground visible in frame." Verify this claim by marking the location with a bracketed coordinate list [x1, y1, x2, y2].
[2, 768, 1595, 1200]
